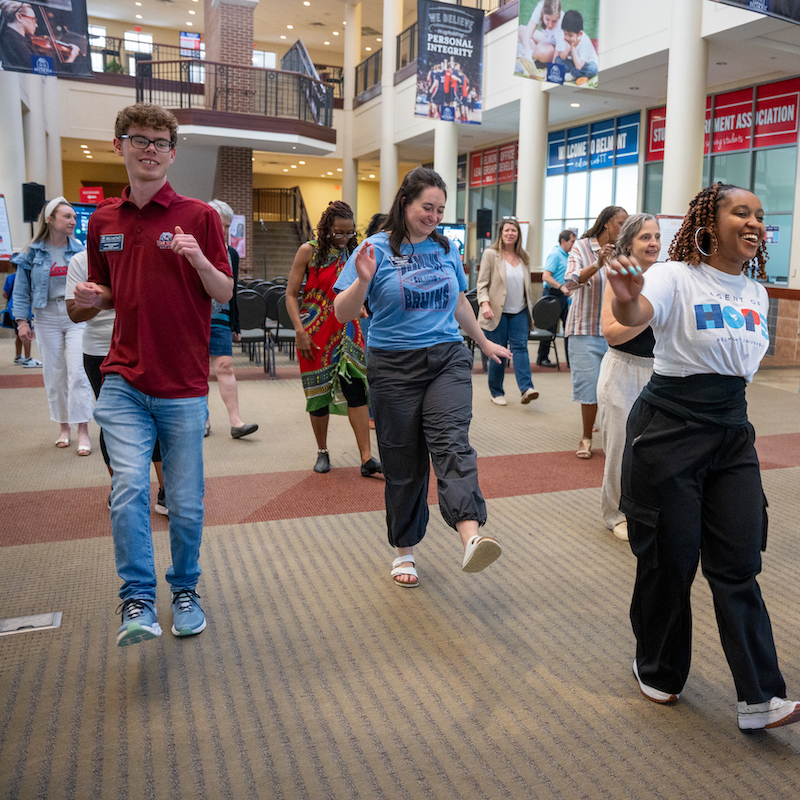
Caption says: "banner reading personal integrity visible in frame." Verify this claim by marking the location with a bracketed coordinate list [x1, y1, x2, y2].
[515, 0, 600, 89]
[415, 0, 485, 124]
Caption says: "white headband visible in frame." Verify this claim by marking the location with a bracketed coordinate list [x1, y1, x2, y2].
[44, 196, 69, 222]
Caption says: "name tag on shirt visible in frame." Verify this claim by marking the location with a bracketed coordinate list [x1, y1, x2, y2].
[99, 234, 124, 252]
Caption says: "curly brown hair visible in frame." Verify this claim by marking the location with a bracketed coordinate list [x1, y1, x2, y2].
[667, 182, 768, 279]
[114, 103, 178, 143]
[314, 201, 356, 268]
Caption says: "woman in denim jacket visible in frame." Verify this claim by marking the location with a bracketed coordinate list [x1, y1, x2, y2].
[13, 197, 94, 453]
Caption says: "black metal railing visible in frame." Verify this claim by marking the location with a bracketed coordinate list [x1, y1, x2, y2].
[136, 60, 333, 128]
[355, 50, 382, 97]
[397, 23, 417, 70]
[253, 187, 313, 242]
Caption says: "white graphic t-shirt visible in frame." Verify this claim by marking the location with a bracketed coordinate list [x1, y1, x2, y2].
[642, 261, 769, 384]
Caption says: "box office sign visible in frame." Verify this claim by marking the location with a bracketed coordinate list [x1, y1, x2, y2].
[647, 78, 800, 160]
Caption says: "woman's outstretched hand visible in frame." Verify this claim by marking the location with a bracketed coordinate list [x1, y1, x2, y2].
[605, 255, 644, 303]
[354, 243, 377, 283]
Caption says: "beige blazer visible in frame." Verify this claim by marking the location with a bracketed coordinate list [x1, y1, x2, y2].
[475, 247, 534, 331]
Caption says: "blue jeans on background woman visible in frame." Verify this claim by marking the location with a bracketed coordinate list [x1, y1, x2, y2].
[485, 310, 534, 399]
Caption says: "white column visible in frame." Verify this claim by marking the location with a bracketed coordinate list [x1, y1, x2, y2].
[516, 79, 549, 264]
[44, 75, 63, 197]
[342, 1, 361, 214]
[379, 0, 403, 211]
[23, 75, 48, 187]
[661, 0, 707, 215]
[0, 72, 28, 250]
[433, 121, 458, 222]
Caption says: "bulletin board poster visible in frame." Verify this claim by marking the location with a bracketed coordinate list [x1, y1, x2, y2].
[230, 214, 246, 260]
[0, 1, 92, 77]
[712, 1, 800, 25]
[515, 0, 600, 89]
[0, 195, 13, 259]
[656, 215, 685, 263]
[415, 0, 485, 124]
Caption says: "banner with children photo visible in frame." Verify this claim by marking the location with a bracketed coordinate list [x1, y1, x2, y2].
[415, 0, 485, 124]
[515, 0, 600, 89]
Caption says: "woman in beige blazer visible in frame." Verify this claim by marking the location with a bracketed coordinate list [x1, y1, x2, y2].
[476, 218, 538, 405]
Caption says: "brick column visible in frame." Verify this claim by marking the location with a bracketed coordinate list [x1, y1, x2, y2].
[205, 0, 257, 274]
[213, 146, 254, 276]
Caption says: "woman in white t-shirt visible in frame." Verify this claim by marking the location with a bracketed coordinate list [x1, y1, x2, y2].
[12, 198, 93, 454]
[476, 218, 537, 406]
[607, 183, 799, 732]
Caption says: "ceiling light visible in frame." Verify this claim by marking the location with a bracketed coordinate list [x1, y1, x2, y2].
[333, 31, 339, 36]
[299, 160, 305, 164]
[135, 1, 141, 5]
[80, 144, 88, 149]
[251, 157, 255, 161]
[186, 21, 193, 26]
[86, 155, 93, 159]
[324, 41, 330, 45]
[283, 168, 289, 172]
[570, 103, 580, 107]
[336, 168, 342, 172]
[189, 9, 195, 14]
[291, 164, 297, 168]
[280, 35, 286, 39]
[377, 38, 382, 42]
[327, 171, 333, 175]
[135, 14, 142, 19]
[365, 47, 371, 51]
[304, 1, 310, 5]
[369, 174, 375, 178]
[287, 25, 293, 29]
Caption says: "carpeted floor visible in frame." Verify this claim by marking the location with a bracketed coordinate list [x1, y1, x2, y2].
[2, 333, 800, 800]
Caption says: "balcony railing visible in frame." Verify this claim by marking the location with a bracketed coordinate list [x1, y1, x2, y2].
[254, 187, 313, 242]
[355, 50, 382, 97]
[136, 60, 333, 128]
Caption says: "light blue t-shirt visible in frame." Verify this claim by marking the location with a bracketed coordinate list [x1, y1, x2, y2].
[544, 244, 569, 284]
[334, 232, 468, 351]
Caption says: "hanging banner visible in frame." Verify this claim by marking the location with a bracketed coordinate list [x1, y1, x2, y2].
[515, 0, 600, 89]
[0, 0, 91, 77]
[711, 1, 800, 25]
[415, 0, 485, 124]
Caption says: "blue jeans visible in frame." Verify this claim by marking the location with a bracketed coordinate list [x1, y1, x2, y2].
[94, 374, 208, 601]
[485, 310, 534, 398]
[554, 56, 598, 80]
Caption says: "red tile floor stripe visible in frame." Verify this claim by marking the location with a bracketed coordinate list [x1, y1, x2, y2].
[2, 433, 798, 548]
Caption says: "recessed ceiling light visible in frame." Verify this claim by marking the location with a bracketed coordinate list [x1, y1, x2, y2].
[336, 168, 342, 172]
[186, 21, 193, 26]
[333, 31, 339, 36]
[189, 9, 195, 14]
[135, 1, 141, 5]
[327, 171, 333, 175]
[80, 144, 88, 149]
[304, 1, 310, 5]
[369, 174, 375, 178]
[251, 157, 255, 161]
[570, 103, 580, 107]
[86, 155, 93, 158]
[377, 38, 382, 42]
[135, 14, 142, 19]
[365, 47, 371, 51]
[280, 35, 286, 39]
[299, 160, 305, 164]
[324, 41, 330, 45]
[287, 24, 293, 29]
[290, 164, 297, 168]
[283, 168, 289, 172]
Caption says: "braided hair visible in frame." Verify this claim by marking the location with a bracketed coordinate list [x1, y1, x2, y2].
[314, 200, 356, 269]
[668, 183, 768, 279]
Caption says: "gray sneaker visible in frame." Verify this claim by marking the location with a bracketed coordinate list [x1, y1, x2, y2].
[171, 589, 206, 637]
[116, 598, 162, 647]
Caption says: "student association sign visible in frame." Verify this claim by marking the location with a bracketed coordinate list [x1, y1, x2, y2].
[415, 0, 485, 124]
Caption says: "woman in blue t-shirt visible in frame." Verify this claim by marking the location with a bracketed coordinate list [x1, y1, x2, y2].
[334, 167, 511, 588]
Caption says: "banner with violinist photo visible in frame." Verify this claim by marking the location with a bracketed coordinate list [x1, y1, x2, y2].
[0, 0, 91, 78]
[415, 0, 485, 124]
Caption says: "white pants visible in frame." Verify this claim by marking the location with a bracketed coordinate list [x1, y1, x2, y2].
[596, 348, 654, 529]
[33, 299, 93, 424]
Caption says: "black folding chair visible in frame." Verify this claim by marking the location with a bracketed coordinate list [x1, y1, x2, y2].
[236, 290, 269, 372]
[529, 295, 563, 370]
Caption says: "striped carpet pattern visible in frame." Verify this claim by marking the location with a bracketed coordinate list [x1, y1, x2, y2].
[2, 335, 800, 800]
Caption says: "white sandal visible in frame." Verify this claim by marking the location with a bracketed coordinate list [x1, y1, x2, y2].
[391, 554, 419, 588]
[461, 535, 502, 573]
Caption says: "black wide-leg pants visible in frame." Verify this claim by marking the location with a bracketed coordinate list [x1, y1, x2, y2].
[368, 341, 487, 549]
[620, 399, 785, 703]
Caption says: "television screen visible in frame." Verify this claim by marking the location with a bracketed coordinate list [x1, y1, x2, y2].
[436, 223, 466, 260]
[72, 203, 97, 246]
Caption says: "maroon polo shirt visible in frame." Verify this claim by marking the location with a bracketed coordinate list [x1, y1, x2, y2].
[87, 182, 232, 398]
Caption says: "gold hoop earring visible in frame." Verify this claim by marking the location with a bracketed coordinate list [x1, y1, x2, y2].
[694, 227, 718, 258]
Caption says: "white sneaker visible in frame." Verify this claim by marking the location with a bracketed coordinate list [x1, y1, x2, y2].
[521, 388, 539, 404]
[633, 659, 679, 704]
[491, 396, 507, 406]
[613, 521, 629, 541]
[737, 697, 800, 730]
[23, 357, 43, 368]
[14, 355, 26, 365]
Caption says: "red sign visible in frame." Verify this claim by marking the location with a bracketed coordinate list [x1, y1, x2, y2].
[646, 106, 666, 162]
[705, 96, 712, 155]
[711, 88, 752, 153]
[79, 187, 104, 204]
[497, 143, 517, 184]
[470, 152, 483, 188]
[482, 148, 498, 186]
[755, 78, 800, 148]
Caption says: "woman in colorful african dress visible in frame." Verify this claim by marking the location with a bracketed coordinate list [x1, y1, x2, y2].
[285, 201, 381, 476]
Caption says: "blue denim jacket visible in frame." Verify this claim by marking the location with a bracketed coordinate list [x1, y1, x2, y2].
[12, 237, 85, 322]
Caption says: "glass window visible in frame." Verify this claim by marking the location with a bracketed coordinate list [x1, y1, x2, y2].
[702, 156, 709, 188]
[643, 162, 663, 215]
[762, 213, 792, 283]
[711, 152, 751, 190]
[497, 183, 515, 226]
[541, 220, 563, 265]
[566, 218, 588, 238]
[124, 31, 153, 54]
[544, 174, 564, 222]
[456, 188, 465, 224]
[253, 50, 277, 69]
[588, 169, 613, 219]
[754, 147, 796, 213]
[614, 165, 639, 214]
[565, 172, 587, 219]
[88, 25, 106, 47]
[469, 187, 482, 224]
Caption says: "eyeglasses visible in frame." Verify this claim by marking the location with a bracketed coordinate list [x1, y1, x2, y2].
[502, 216, 518, 222]
[331, 231, 356, 239]
[119, 134, 174, 153]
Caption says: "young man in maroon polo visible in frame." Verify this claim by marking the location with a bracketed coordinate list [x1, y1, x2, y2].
[73, 102, 233, 646]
